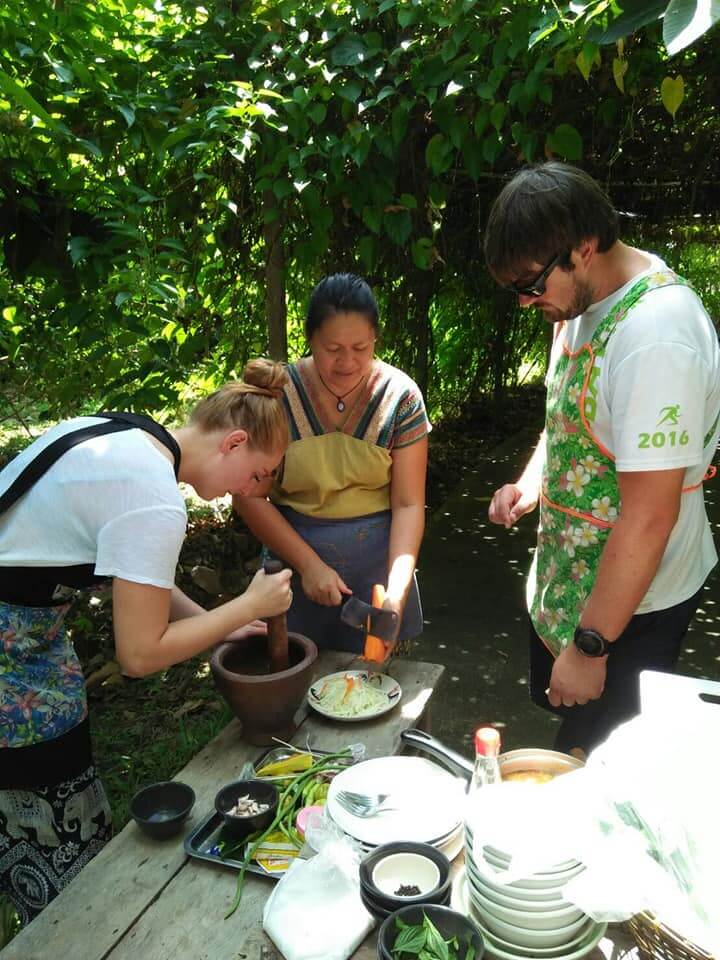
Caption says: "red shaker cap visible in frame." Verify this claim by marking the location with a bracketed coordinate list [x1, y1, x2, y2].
[474, 726, 501, 757]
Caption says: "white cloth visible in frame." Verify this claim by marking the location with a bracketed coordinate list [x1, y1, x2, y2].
[0, 418, 186, 589]
[549, 253, 720, 613]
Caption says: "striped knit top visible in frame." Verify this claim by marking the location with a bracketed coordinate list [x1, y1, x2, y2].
[269, 357, 431, 519]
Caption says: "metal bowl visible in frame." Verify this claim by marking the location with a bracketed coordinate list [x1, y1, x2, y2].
[499, 748, 584, 781]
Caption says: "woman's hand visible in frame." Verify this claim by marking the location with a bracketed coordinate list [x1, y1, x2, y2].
[224, 619, 268, 642]
[300, 557, 352, 606]
[244, 567, 293, 619]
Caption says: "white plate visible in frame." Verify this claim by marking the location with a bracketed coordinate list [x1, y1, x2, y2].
[326, 756, 466, 846]
[452, 869, 607, 960]
[307, 670, 401, 721]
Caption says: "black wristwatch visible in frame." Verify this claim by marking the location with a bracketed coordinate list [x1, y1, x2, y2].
[573, 626, 610, 658]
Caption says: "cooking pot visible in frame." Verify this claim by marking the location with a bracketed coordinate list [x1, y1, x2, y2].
[400, 729, 584, 783]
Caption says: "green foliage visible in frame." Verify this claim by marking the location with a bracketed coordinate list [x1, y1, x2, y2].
[0, 0, 717, 423]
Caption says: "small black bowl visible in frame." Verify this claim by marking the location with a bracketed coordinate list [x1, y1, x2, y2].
[215, 779, 278, 839]
[361, 884, 452, 922]
[377, 904, 484, 960]
[130, 781, 195, 840]
[360, 842, 451, 915]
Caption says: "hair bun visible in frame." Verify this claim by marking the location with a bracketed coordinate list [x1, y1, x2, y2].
[241, 358, 288, 399]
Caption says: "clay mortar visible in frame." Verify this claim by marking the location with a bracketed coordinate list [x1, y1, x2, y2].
[211, 631, 318, 745]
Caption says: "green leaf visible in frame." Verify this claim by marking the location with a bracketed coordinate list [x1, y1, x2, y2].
[490, 102, 507, 132]
[422, 914, 449, 960]
[68, 236, 93, 265]
[391, 103, 409, 144]
[383, 209, 412, 246]
[357, 234, 377, 270]
[114, 291, 132, 307]
[425, 133, 453, 175]
[660, 75, 684, 118]
[0, 68, 62, 131]
[546, 123, 583, 161]
[75, 138, 103, 159]
[117, 104, 136, 128]
[338, 80, 363, 103]
[362, 206, 382, 234]
[331, 37, 369, 66]
[399, 193, 418, 209]
[392, 918, 426, 955]
[612, 57, 628, 93]
[411, 237, 434, 270]
[307, 103, 327, 124]
[596, 0, 666, 43]
[663, 0, 720, 55]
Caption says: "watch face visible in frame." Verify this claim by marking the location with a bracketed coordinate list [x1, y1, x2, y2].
[576, 629, 606, 657]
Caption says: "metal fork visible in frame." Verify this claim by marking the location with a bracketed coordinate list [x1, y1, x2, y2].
[335, 790, 394, 817]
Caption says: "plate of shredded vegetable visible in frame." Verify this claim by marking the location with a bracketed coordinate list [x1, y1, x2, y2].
[307, 670, 402, 721]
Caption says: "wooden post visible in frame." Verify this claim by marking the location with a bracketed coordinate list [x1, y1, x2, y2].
[262, 189, 287, 362]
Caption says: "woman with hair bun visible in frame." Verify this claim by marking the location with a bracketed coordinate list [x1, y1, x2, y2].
[235, 274, 429, 654]
[0, 358, 292, 926]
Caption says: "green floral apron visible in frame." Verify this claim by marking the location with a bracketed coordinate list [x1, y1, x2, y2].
[529, 269, 697, 656]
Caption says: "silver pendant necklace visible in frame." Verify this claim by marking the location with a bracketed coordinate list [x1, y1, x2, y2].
[316, 370, 366, 413]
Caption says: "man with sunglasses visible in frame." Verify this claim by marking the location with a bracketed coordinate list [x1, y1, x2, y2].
[485, 162, 720, 755]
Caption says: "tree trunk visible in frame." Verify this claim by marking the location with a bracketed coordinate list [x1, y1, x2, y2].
[262, 189, 287, 361]
[411, 273, 435, 398]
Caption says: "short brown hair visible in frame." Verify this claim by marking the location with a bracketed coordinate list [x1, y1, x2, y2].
[484, 162, 619, 281]
[190, 358, 288, 452]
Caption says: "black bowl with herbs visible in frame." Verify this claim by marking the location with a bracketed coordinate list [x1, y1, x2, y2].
[130, 781, 195, 840]
[215, 779, 279, 839]
[359, 842, 451, 918]
[377, 904, 483, 960]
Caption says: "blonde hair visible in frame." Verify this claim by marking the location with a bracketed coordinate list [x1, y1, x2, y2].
[190, 359, 289, 452]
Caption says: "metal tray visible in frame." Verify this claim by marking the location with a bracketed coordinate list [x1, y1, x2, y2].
[184, 807, 293, 878]
[184, 744, 355, 878]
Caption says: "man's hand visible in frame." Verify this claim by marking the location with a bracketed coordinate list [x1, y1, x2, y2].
[547, 644, 607, 707]
[489, 483, 538, 528]
[300, 557, 352, 606]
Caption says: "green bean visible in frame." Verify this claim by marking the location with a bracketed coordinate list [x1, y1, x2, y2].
[224, 749, 351, 918]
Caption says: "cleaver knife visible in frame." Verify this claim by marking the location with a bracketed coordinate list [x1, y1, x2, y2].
[340, 594, 398, 644]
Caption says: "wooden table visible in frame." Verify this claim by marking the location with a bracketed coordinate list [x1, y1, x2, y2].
[3, 651, 638, 960]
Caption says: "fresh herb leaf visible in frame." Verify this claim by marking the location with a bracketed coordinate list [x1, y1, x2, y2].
[393, 919, 427, 956]
[422, 914, 450, 960]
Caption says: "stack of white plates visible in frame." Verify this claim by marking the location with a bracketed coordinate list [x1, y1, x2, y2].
[326, 756, 466, 859]
[458, 820, 606, 959]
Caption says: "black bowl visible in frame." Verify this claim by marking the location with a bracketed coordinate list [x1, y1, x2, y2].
[377, 904, 484, 960]
[215, 779, 278, 839]
[359, 842, 451, 914]
[361, 885, 452, 922]
[130, 781, 195, 840]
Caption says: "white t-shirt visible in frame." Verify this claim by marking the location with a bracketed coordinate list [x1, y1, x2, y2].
[549, 253, 720, 612]
[0, 418, 187, 589]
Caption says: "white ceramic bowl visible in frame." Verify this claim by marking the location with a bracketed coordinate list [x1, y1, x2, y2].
[469, 854, 585, 891]
[468, 900, 602, 960]
[472, 902, 590, 949]
[481, 842, 579, 874]
[470, 885, 584, 930]
[466, 872, 572, 913]
[371, 852, 441, 897]
[480, 845, 581, 877]
[465, 858, 567, 902]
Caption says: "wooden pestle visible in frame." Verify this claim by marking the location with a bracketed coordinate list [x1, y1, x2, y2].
[263, 559, 290, 673]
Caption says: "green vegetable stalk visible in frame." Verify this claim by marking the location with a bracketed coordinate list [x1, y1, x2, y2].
[224, 748, 353, 919]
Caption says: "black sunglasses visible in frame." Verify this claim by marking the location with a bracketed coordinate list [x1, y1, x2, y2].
[504, 251, 564, 298]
